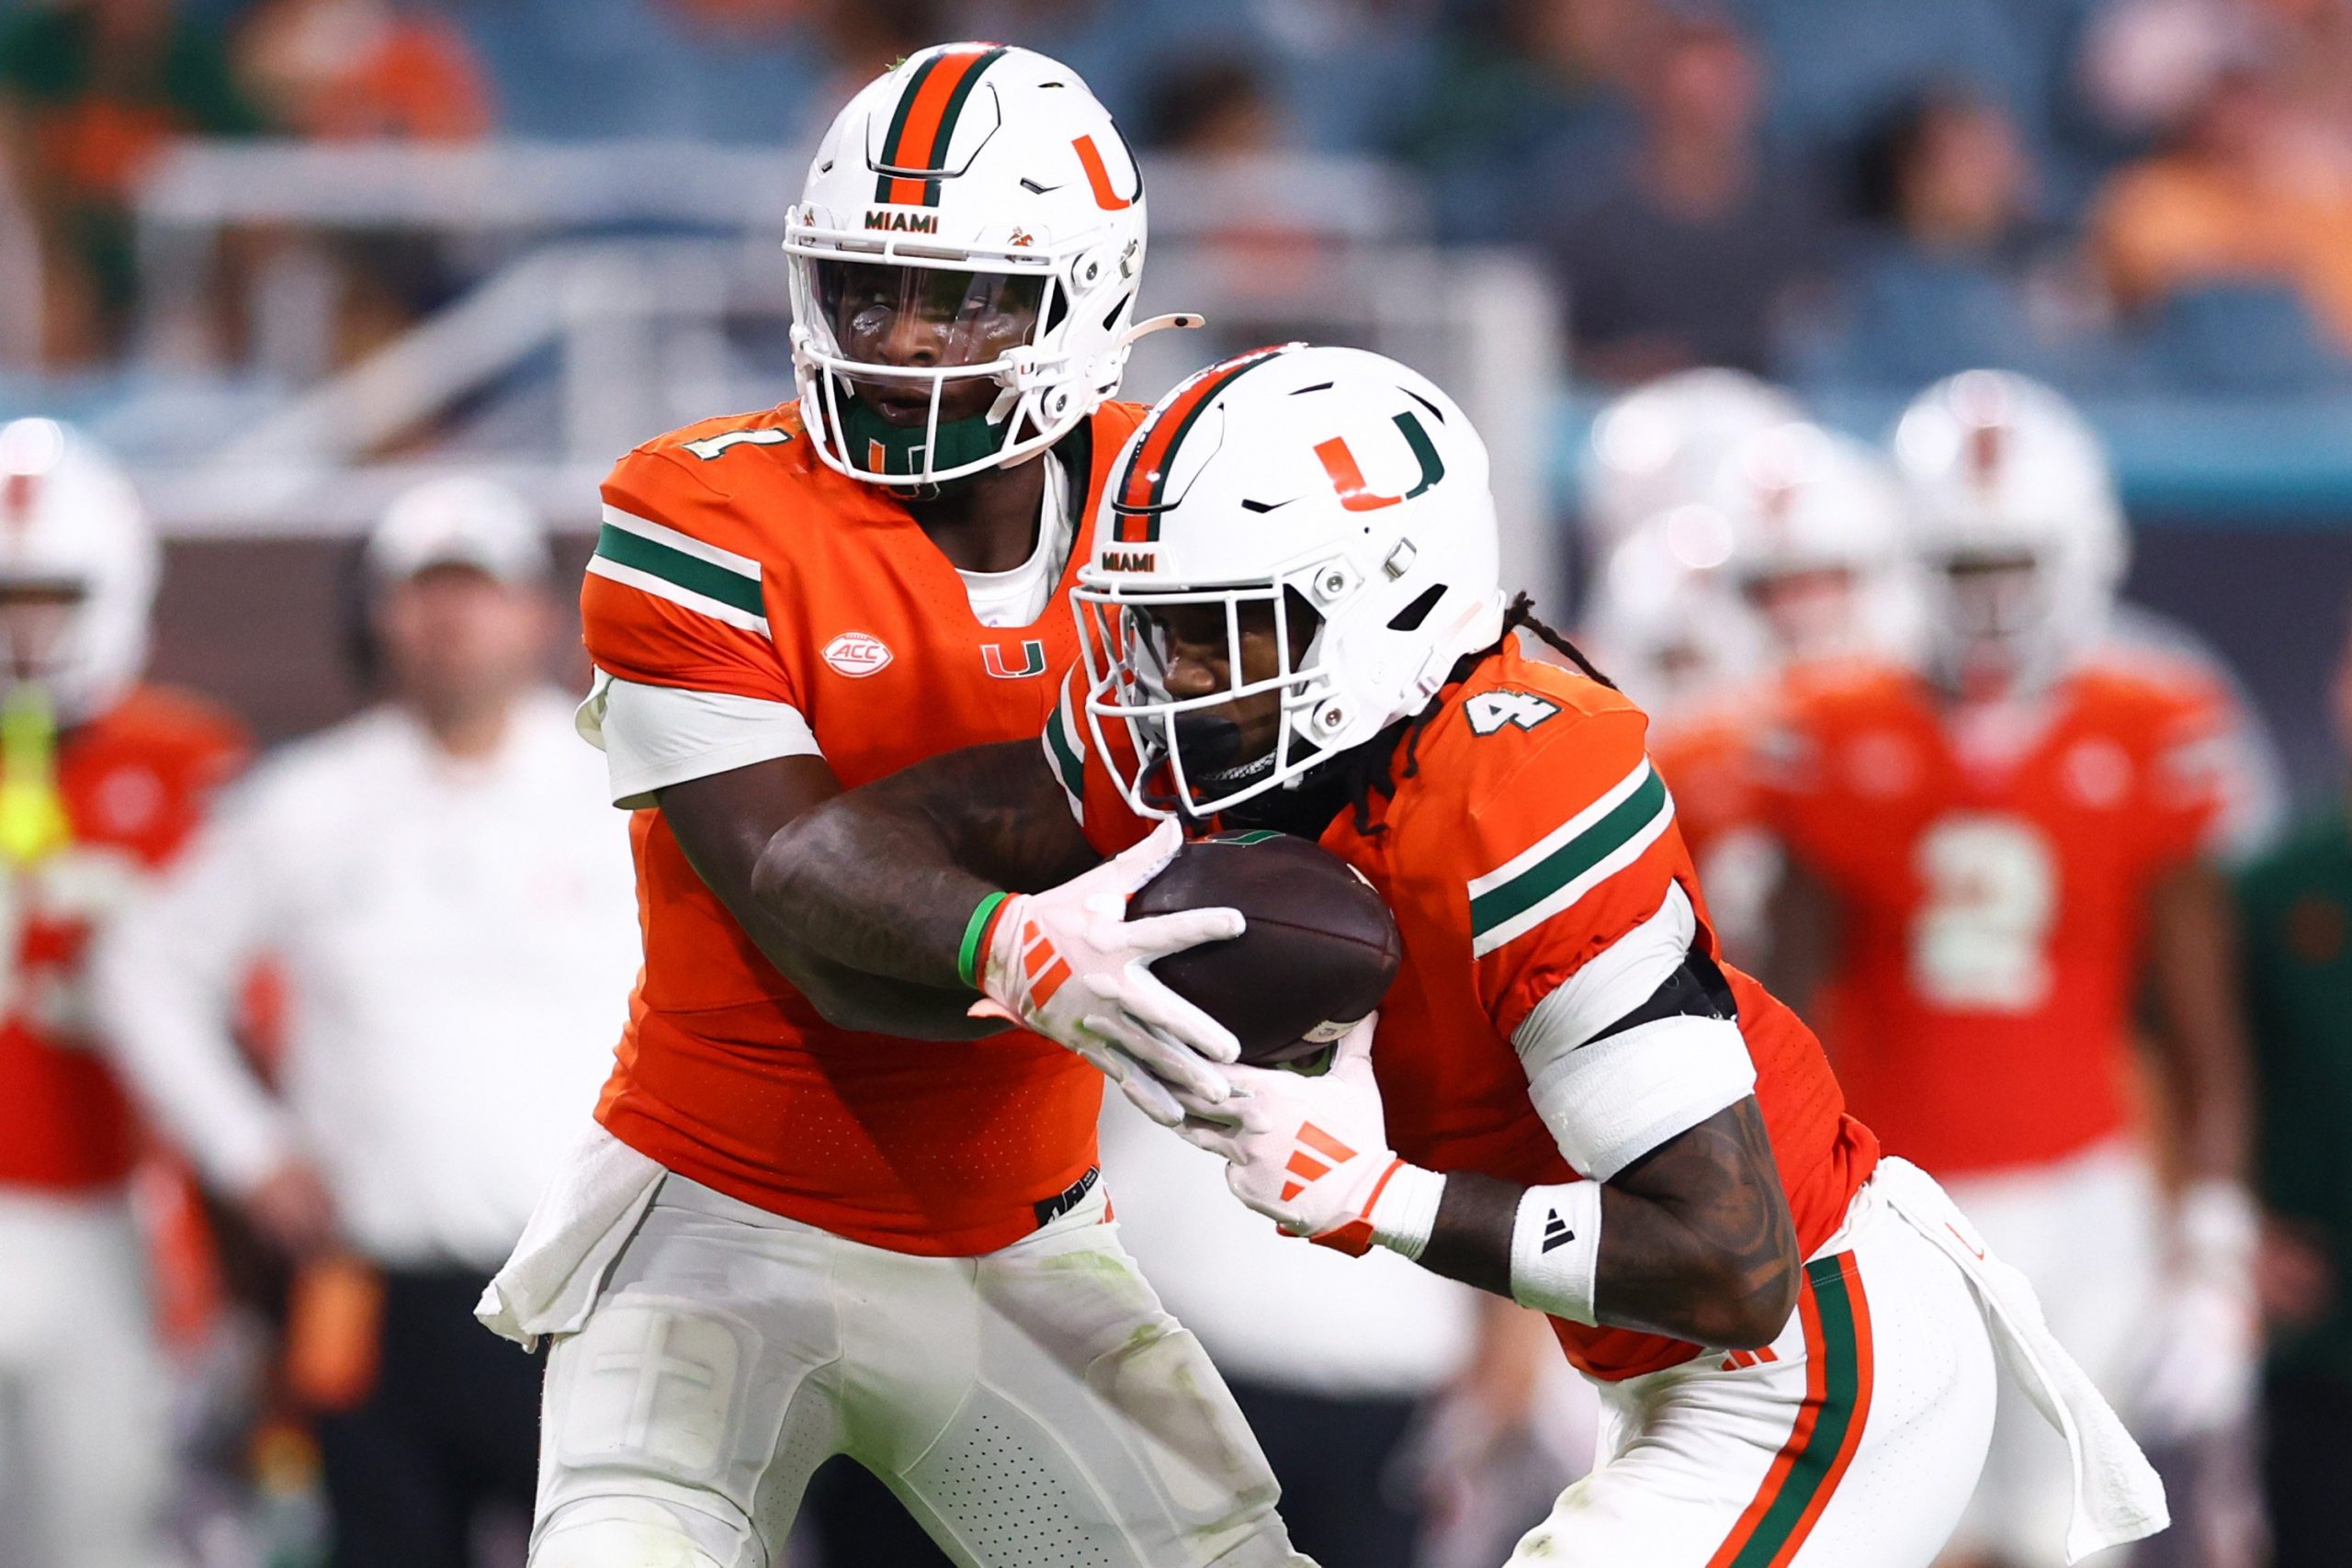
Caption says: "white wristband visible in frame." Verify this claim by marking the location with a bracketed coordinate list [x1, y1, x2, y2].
[1368, 1163, 1448, 1263]
[2177, 1179, 2259, 1279]
[1509, 1179, 1604, 1325]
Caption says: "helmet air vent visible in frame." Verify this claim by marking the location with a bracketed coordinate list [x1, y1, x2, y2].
[1388, 583, 1444, 632]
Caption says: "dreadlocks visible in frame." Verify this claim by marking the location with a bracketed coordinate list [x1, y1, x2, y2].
[1322, 593, 1616, 838]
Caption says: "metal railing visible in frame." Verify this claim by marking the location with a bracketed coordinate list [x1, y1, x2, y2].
[104, 139, 1564, 595]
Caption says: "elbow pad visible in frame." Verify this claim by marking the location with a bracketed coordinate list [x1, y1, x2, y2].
[1508, 1179, 1604, 1325]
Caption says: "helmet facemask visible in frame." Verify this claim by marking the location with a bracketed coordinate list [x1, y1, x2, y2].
[1738, 563, 1862, 665]
[1928, 547, 2061, 697]
[785, 213, 1152, 490]
[787, 241, 1082, 489]
[0, 579, 92, 694]
[1076, 580, 1342, 822]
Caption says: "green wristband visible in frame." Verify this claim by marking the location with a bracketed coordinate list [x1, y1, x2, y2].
[957, 891, 1012, 991]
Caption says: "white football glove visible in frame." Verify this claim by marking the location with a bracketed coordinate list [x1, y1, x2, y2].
[971, 819, 1243, 1125]
[1177, 1014, 1423, 1255]
[2130, 1179, 2262, 1441]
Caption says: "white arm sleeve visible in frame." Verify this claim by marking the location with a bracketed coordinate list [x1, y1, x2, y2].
[1510, 884, 1757, 1182]
[91, 797, 298, 1196]
[579, 669, 823, 808]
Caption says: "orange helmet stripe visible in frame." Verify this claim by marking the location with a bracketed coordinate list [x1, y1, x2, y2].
[1110, 344, 1293, 543]
[874, 44, 1007, 207]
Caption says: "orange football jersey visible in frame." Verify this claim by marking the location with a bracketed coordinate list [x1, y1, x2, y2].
[582, 399, 1146, 1257]
[1648, 702, 1759, 871]
[1755, 658, 2232, 1178]
[1051, 640, 1878, 1380]
[0, 686, 249, 1192]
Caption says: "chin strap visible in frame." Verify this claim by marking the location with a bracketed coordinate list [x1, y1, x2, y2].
[1118, 312, 1207, 349]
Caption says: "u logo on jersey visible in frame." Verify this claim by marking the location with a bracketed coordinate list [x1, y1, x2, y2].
[981, 639, 1048, 679]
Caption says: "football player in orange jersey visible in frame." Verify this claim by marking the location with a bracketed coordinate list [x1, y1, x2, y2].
[756, 345, 2167, 1566]
[1588, 416, 1921, 964]
[0, 418, 249, 1568]
[1751, 371, 2262, 1568]
[476, 43, 1328, 1568]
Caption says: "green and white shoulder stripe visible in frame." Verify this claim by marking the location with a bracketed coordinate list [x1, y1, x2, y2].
[589, 504, 769, 637]
[1043, 674, 1088, 818]
[1467, 758, 1675, 957]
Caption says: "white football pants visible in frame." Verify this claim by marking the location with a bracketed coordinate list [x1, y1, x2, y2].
[1505, 1170, 2000, 1567]
[0, 1190, 174, 1568]
[530, 1172, 1311, 1568]
[1941, 1140, 2164, 1568]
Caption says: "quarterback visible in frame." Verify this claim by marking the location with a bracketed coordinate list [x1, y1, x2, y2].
[759, 344, 2168, 1566]
[481, 45, 1316, 1568]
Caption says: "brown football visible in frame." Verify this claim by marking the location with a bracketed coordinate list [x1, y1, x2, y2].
[1131, 830, 1403, 1066]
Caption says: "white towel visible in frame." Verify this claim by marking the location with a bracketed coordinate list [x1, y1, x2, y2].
[1872, 1156, 2170, 1565]
[474, 1124, 666, 1351]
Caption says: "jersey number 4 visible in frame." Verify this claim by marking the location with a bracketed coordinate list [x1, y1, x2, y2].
[1466, 692, 1560, 737]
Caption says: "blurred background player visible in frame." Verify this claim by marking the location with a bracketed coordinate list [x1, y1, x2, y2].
[1658, 420, 1921, 961]
[0, 415, 247, 1568]
[2233, 598, 2352, 1568]
[1584, 402, 1920, 966]
[1577, 370, 1809, 962]
[1753, 370, 2266, 1568]
[1576, 367, 1804, 558]
[95, 476, 640, 1568]
[1704, 420, 1919, 674]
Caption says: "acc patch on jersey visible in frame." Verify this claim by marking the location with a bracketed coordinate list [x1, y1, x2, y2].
[822, 632, 894, 678]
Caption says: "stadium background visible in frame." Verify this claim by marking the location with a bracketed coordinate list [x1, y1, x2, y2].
[5, 0, 2350, 1565]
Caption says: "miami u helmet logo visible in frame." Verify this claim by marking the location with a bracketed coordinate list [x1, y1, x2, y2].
[1316, 412, 1445, 513]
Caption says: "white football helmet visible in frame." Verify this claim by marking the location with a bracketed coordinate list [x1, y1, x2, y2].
[1580, 513, 1768, 727]
[785, 43, 1189, 489]
[1581, 368, 1805, 548]
[1710, 421, 1921, 666]
[0, 418, 161, 722]
[1891, 371, 2128, 694]
[1074, 344, 1507, 819]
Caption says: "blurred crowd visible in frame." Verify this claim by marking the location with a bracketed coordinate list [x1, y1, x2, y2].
[11, 0, 2352, 389]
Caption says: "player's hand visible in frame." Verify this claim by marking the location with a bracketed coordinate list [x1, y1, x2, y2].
[243, 1156, 340, 1260]
[972, 818, 1243, 1125]
[2132, 1180, 2261, 1440]
[1176, 1014, 1404, 1254]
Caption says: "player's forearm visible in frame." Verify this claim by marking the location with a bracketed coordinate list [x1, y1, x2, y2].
[1403, 1101, 1802, 1350]
[656, 760, 1003, 1035]
[93, 929, 297, 1193]
[756, 789, 998, 992]
[756, 740, 1101, 993]
[2143, 862, 2255, 1182]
